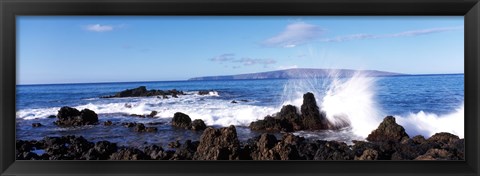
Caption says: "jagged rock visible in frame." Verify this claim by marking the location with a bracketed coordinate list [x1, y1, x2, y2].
[249, 92, 330, 132]
[54, 107, 98, 127]
[355, 149, 378, 160]
[110, 147, 148, 160]
[427, 132, 460, 147]
[133, 123, 157, 132]
[122, 122, 137, 128]
[171, 140, 200, 160]
[301, 92, 328, 130]
[147, 111, 158, 118]
[194, 125, 240, 160]
[367, 116, 409, 142]
[249, 115, 293, 132]
[168, 141, 181, 148]
[143, 145, 173, 160]
[191, 119, 207, 131]
[172, 112, 192, 129]
[102, 86, 184, 98]
[198, 90, 211, 95]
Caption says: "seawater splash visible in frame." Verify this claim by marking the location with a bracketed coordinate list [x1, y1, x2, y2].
[279, 70, 464, 139]
[396, 104, 464, 138]
[321, 71, 383, 138]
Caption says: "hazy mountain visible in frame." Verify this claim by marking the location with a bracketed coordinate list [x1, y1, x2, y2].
[188, 68, 406, 81]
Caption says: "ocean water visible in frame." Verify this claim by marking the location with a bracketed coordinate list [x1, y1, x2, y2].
[16, 74, 464, 148]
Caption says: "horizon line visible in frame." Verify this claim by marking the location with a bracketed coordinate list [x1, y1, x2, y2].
[18, 72, 465, 86]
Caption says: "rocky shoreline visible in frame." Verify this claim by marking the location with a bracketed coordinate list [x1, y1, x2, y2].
[16, 88, 464, 160]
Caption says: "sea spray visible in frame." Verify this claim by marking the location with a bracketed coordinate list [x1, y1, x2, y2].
[396, 104, 464, 138]
[320, 71, 383, 138]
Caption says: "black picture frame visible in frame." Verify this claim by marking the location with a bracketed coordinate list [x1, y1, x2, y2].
[1, 0, 479, 175]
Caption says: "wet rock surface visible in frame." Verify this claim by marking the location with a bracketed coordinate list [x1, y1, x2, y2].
[101, 86, 185, 98]
[54, 107, 99, 127]
[249, 92, 331, 132]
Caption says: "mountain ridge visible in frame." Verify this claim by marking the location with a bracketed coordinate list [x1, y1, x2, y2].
[188, 68, 406, 81]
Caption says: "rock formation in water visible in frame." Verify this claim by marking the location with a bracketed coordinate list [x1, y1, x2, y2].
[54, 106, 99, 127]
[249, 92, 332, 132]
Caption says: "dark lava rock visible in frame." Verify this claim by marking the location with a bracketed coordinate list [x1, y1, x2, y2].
[83, 141, 118, 160]
[301, 92, 328, 130]
[134, 123, 146, 132]
[427, 132, 459, 147]
[249, 134, 279, 160]
[198, 90, 211, 95]
[171, 140, 200, 160]
[277, 105, 303, 130]
[249, 92, 330, 132]
[32, 123, 42, 127]
[102, 86, 184, 98]
[54, 107, 99, 127]
[143, 145, 173, 160]
[47, 115, 56, 119]
[191, 119, 207, 131]
[110, 147, 148, 160]
[103, 121, 113, 126]
[122, 122, 137, 128]
[168, 141, 181, 148]
[147, 111, 158, 118]
[367, 116, 409, 143]
[172, 112, 192, 129]
[249, 115, 293, 132]
[194, 125, 240, 160]
[133, 123, 157, 132]
[231, 100, 238, 104]
[355, 149, 379, 160]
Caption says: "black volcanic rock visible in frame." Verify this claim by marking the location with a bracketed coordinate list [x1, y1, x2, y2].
[172, 112, 192, 129]
[249, 92, 329, 132]
[194, 125, 240, 160]
[301, 92, 328, 130]
[102, 86, 185, 98]
[191, 119, 207, 131]
[54, 107, 98, 127]
[366, 116, 409, 142]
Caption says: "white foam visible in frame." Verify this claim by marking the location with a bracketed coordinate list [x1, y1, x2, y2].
[16, 93, 277, 127]
[321, 72, 383, 138]
[396, 104, 464, 138]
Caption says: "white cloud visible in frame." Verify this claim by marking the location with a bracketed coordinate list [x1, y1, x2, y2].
[262, 22, 324, 48]
[210, 54, 277, 68]
[84, 24, 114, 32]
[322, 26, 463, 42]
[210, 53, 235, 62]
[234, 58, 277, 67]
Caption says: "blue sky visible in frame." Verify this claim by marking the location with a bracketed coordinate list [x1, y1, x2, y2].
[17, 16, 464, 84]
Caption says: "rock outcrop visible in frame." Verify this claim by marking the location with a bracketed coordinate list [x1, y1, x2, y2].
[54, 107, 99, 127]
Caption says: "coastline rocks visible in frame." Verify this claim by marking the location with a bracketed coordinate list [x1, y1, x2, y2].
[193, 125, 241, 160]
[171, 112, 207, 131]
[101, 86, 185, 98]
[367, 116, 409, 142]
[301, 92, 329, 130]
[249, 92, 330, 132]
[172, 112, 192, 129]
[54, 107, 99, 127]
[191, 119, 207, 131]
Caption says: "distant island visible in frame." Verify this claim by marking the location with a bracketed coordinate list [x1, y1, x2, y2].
[188, 68, 406, 81]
